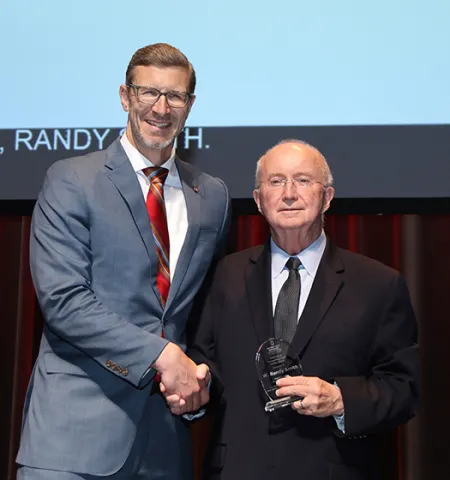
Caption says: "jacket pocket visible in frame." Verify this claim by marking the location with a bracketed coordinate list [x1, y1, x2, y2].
[44, 351, 89, 377]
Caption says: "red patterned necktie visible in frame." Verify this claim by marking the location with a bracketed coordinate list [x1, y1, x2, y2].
[143, 167, 170, 308]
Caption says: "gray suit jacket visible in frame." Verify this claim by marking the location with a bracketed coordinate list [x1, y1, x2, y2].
[17, 139, 231, 477]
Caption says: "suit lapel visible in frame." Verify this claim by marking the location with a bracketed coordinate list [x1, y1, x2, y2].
[164, 158, 201, 310]
[290, 241, 344, 357]
[104, 139, 160, 303]
[245, 243, 274, 347]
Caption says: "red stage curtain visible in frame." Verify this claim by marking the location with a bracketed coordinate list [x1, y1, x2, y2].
[2, 213, 450, 480]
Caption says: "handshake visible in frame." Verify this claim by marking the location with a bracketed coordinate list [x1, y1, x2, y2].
[151, 342, 211, 415]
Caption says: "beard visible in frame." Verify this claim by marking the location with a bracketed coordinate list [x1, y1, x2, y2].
[131, 120, 177, 151]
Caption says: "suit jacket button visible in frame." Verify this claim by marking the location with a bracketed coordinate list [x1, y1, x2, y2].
[122, 369, 129, 377]
[106, 360, 113, 368]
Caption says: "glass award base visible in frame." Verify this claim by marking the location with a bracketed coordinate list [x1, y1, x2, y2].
[265, 395, 303, 412]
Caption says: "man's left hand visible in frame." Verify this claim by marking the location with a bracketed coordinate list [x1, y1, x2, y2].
[276, 376, 344, 417]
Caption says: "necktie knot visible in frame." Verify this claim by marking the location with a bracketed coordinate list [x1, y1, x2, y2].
[143, 167, 169, 186]
[286, 256, 301, 271]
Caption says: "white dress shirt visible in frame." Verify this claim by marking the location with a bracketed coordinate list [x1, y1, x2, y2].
[120, 134, 188, 280]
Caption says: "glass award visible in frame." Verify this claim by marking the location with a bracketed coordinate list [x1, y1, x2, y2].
[255, 338, 303, 412]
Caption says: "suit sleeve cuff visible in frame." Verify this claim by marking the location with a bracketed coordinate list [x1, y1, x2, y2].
[333, 381, 345, 433]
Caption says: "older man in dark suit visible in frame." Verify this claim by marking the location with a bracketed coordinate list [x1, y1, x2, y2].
[166, 139, 419, 480]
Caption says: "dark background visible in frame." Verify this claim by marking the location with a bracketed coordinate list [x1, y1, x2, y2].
[1, 124, 450, 200]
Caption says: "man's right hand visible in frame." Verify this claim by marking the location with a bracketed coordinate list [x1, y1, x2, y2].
[151, 343, 204, 412]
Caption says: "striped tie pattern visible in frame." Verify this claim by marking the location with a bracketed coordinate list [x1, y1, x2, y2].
[143, 167, 170, 308]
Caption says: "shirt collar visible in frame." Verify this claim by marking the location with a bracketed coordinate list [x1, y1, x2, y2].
[270, 230, 327, 279]
[120, 133, 180, 187]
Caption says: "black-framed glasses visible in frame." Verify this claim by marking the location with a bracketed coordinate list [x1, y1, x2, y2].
[126, 83, 193, 108]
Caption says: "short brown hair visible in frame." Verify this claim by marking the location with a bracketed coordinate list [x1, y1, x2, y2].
[125, 43, 196, 93]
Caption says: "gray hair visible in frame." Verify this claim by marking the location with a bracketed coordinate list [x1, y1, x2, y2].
[254, 139, 334, 188]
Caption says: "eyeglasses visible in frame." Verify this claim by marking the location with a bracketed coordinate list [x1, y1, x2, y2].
[127, 83, 193, 108]
[259, 178, 326, 189]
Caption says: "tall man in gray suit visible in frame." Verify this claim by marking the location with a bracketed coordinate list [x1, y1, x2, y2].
[16, 43, 230, 479]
